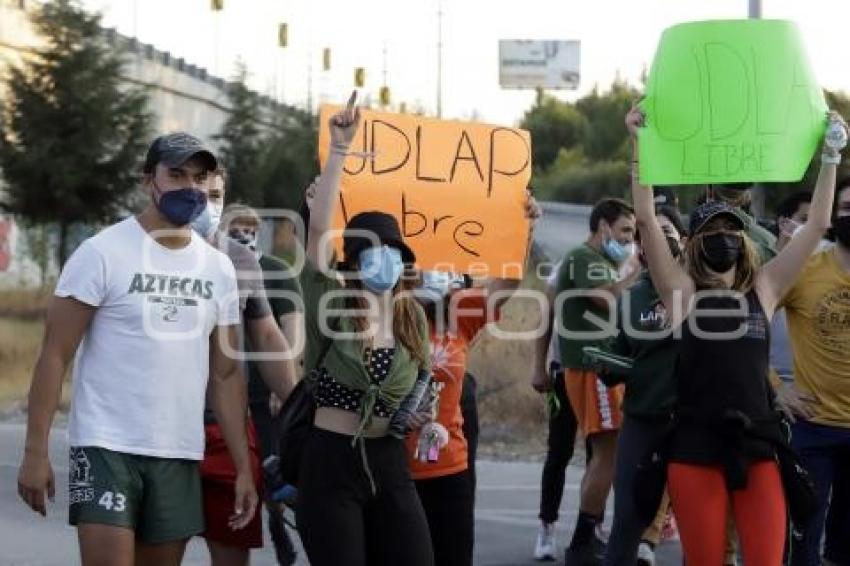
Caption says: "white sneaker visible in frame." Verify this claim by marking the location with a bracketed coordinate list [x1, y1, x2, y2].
[637, 542, 655, 566]
[534, 522, 557, 561]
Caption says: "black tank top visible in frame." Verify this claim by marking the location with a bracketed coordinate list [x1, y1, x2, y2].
[670, 289, 777, 483]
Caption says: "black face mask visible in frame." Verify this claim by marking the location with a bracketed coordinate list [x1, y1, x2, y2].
[833, 216, 850, 247]
[700, 233, 742, 272]
[666, 235, 682, 258]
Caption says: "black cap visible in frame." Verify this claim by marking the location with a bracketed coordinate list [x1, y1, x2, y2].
[689, 200, 745, 235]
[343, 211, 416, 265]
[144, 132, 217, 173]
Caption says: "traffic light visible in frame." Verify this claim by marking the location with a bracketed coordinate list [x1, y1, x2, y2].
[379, 86, 391, 107]
[211, 0, 223, 11]
[322, 48, 331, 71]
[354, 67, 365, 88]
[278, 23, 288, 48]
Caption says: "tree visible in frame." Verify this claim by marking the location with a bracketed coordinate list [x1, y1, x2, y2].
[574, 79, 640, 162]
[0, 0, 151, 266]
[520, 80, 640, 205]
[216, 63, 319, 211]
[259, 109, 319, 211]
[215, 64, 266, 205]
[520, 89, 586, 172]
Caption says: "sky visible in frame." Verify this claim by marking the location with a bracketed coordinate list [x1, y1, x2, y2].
[79, 0, 848, 127]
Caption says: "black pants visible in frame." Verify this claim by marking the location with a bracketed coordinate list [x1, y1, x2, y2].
[416, 469, 475, 566]
[604, 415, 670, 566]
[296, 428, 434, 566]
[461, 373, 479, 493]
[539, 367, 581, 524]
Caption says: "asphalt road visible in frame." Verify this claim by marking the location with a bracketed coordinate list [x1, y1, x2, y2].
[0, 422, 682, 565]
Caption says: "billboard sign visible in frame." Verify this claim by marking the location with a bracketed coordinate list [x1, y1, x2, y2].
[499, 40, 580, 90]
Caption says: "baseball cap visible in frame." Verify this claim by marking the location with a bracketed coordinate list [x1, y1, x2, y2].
[143, 132, 217, 173]
[689, 200, 745, 235]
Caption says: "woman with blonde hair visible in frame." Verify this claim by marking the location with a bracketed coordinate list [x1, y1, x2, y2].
[625, 105, 847, 566]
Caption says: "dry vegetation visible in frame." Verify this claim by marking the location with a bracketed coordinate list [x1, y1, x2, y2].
[0, 317, 43, 406]
[0, 285, 552, 457]
[467, 274, 551, 459]
[0, 289, 72, 412]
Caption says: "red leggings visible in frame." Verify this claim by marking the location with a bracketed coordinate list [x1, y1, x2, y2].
[668, 461, 786, 566]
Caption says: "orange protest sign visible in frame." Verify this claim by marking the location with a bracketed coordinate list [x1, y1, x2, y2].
[318, 105, 533, 278]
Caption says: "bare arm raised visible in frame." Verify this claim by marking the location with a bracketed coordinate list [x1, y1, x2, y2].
[307, 91, 362, 269]
[626, 105, 694, 327]
[756, 112, 847, 318]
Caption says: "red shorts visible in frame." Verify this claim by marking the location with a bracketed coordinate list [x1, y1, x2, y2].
[200, 420, 264, 549]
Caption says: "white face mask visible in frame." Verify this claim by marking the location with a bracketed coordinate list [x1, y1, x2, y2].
[418, 271, 467, 303]
[191, 201, 224, 238]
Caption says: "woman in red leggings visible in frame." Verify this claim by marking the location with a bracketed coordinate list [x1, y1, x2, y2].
[625, 106, 847, 566]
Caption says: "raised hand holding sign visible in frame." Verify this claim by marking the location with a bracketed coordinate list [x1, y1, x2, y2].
[639, 19, 828, 185]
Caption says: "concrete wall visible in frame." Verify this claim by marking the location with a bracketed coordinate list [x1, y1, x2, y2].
[0, 0, 284, 146]
[0, 0, 287, 285]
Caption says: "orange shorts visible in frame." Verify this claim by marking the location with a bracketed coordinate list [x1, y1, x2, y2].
[565, 368, 624, 436]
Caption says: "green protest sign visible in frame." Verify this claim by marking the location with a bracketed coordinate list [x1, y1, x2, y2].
[639, 20, 827, 185]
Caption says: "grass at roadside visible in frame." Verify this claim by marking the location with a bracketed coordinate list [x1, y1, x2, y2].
[0, 288, 51, 319]
[0, 278, 551, 457]
[467, 272, 550, 458]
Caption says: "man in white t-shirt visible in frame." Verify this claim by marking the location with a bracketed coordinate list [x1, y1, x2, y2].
[17, 133, 259, 566]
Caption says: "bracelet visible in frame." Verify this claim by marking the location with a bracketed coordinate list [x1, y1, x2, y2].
[822, 153, 842, 165]
[332, 148, 377, 160]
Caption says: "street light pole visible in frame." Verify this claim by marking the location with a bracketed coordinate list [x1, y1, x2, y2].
[749, 0, 765, 218]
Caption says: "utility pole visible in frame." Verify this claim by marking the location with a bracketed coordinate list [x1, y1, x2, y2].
[749, 0, 765, 217]
[436, 0, 443, 118]
[307, 48, 313, 112]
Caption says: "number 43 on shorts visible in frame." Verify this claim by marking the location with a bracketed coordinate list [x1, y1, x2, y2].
[98, 491, 126, 512]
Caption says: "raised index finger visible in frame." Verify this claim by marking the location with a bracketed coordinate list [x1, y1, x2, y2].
[345, 90, 357, 113]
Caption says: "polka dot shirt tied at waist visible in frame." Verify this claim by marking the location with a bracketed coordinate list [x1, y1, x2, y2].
[314, 347, 395, 418]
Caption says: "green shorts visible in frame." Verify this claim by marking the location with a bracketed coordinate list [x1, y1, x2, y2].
[68, 446, 203, 544]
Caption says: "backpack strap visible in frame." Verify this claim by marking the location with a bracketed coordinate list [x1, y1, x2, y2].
[306, 318, 337, 382]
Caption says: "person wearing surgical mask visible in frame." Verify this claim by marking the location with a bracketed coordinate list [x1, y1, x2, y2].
[410, 193, 541, 566]
[546, 197, 639, 566]
[16, 133, 263, 566]
[601, 205, 690, 566]
[191, 170, 300, 566]
[628, 104, 847, 566]
[779, 181, 850, 566]
[297, 93, 435, 566]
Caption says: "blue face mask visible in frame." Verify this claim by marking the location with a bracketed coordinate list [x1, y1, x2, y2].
[191, 201, 223, 238]
[602, 238, 634, 264]
[359, 246, 403, 293]
[154, 182, 207, 227]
